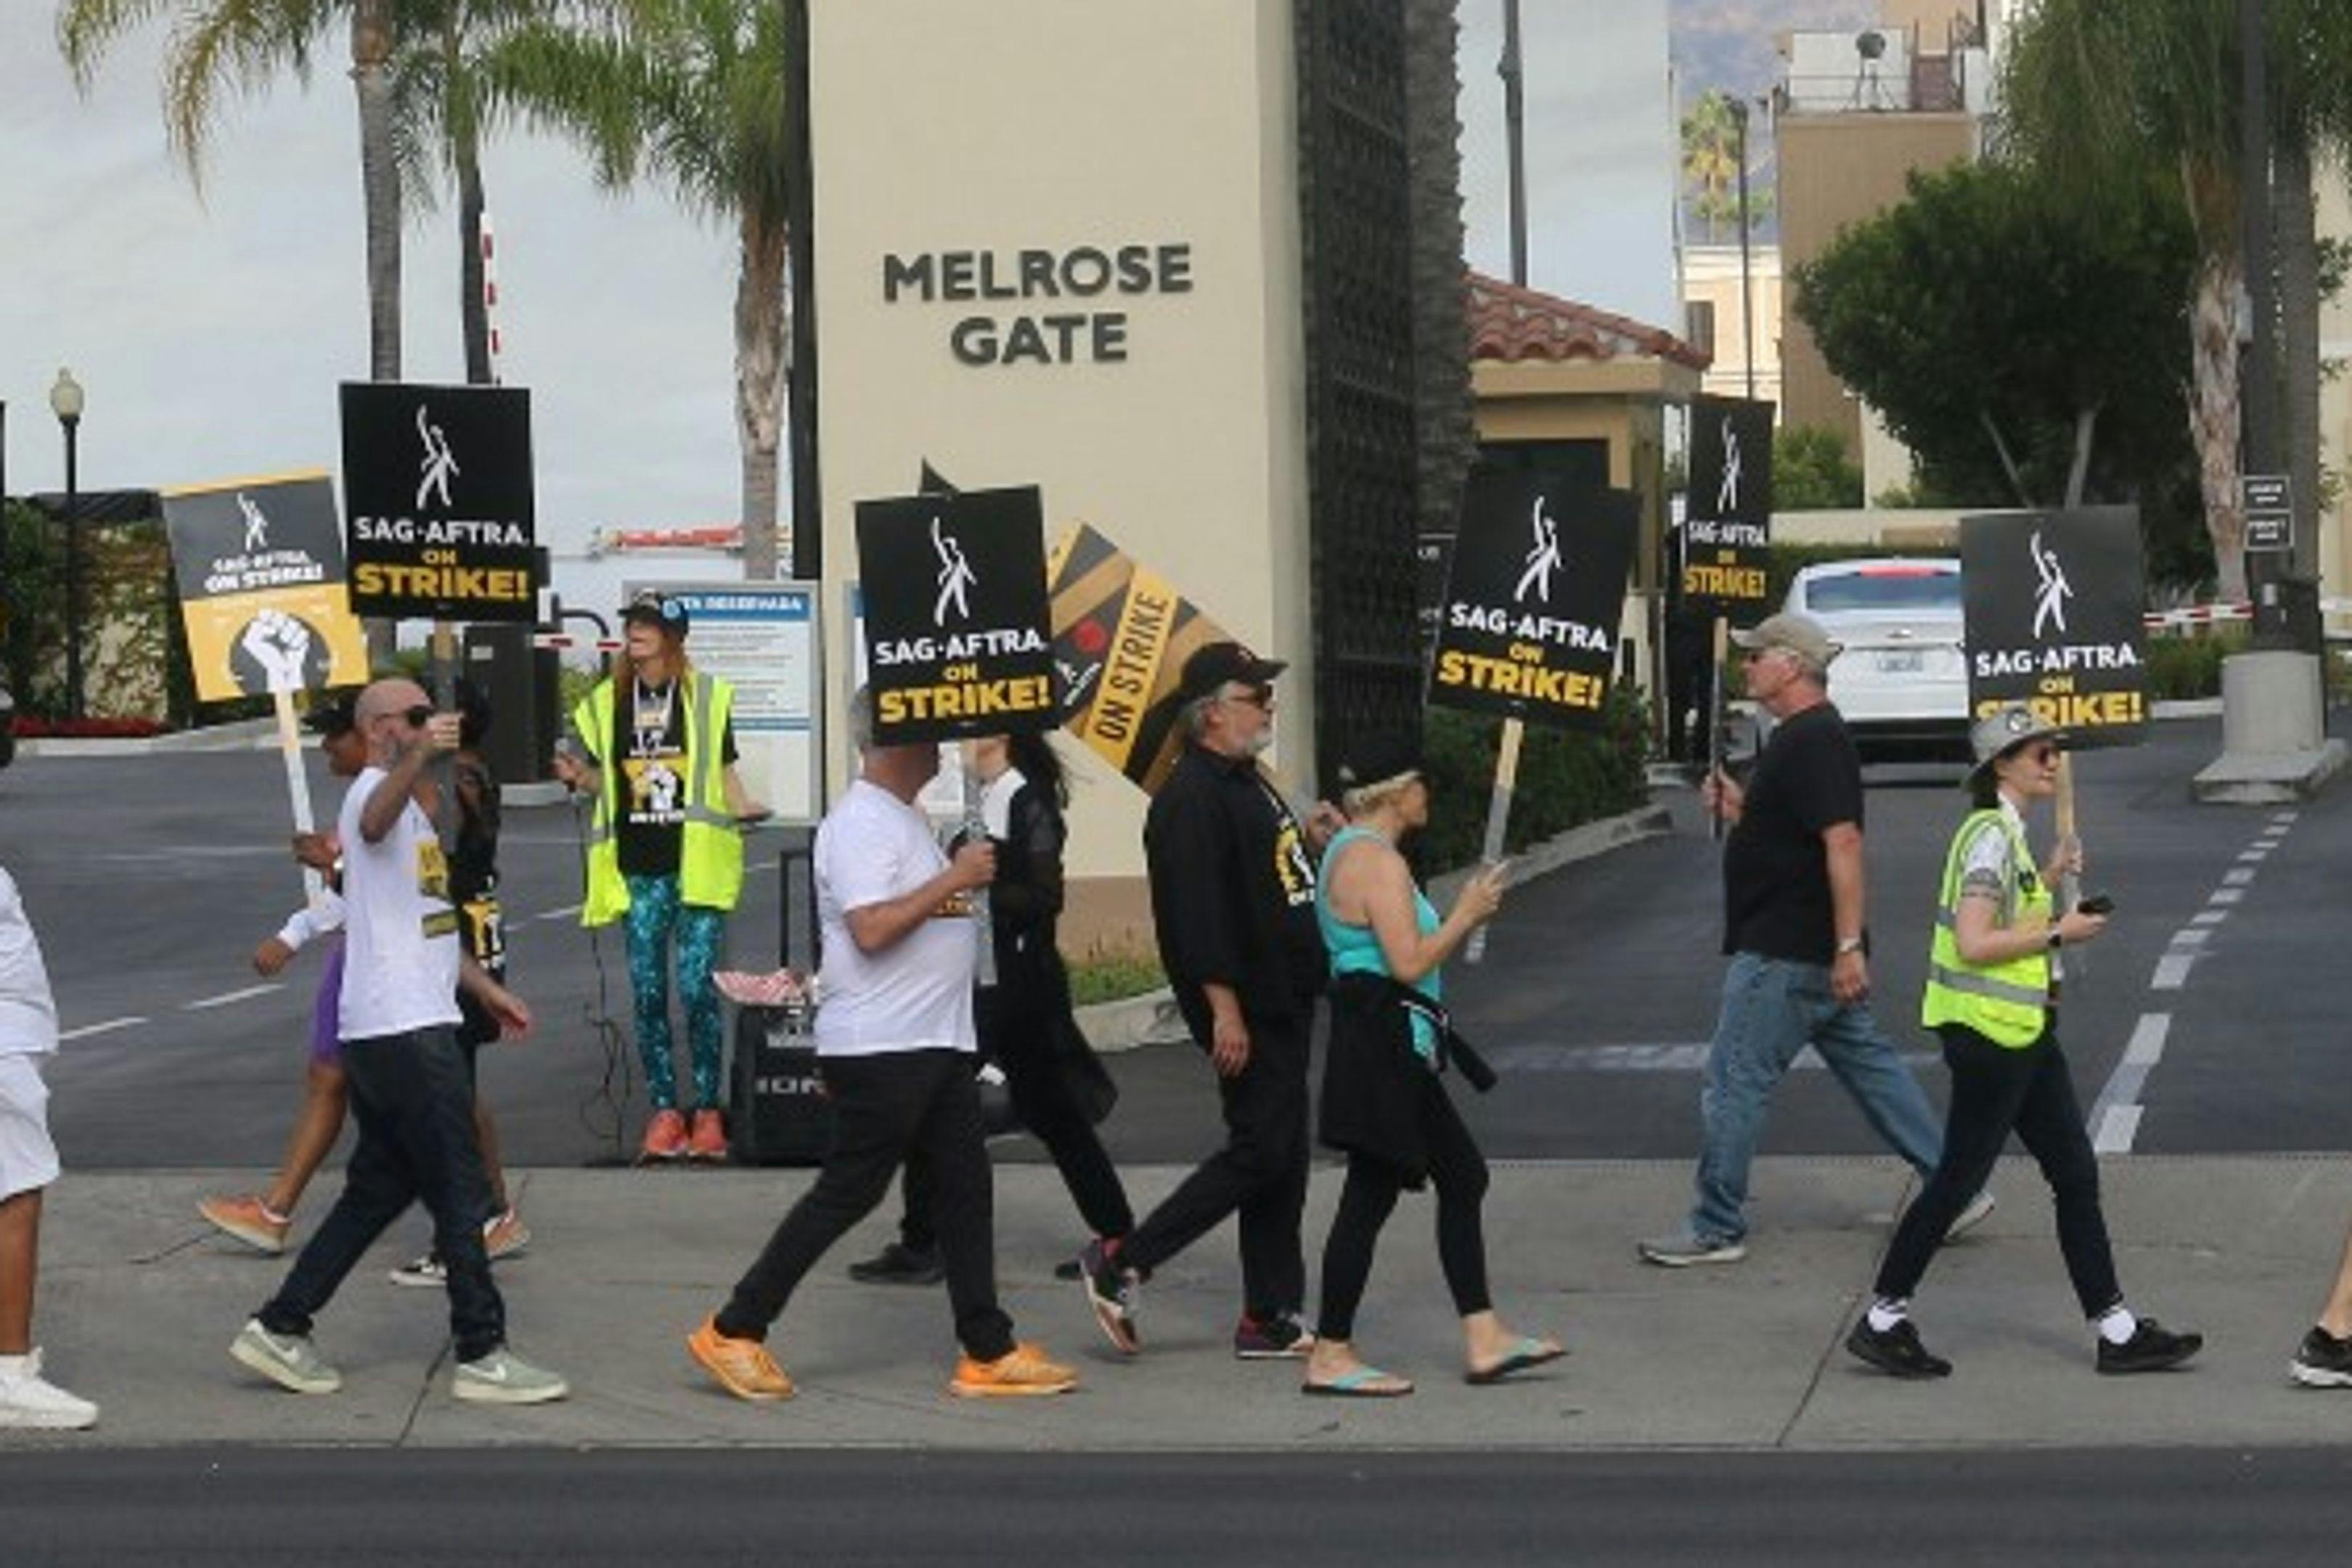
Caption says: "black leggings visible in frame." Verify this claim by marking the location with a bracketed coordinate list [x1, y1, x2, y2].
[1313, 1074, 1493, 1344]
[1874, 1020, 2122, 1318]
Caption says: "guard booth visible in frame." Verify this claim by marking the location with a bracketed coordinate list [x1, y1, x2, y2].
[462, 621, 561, 786]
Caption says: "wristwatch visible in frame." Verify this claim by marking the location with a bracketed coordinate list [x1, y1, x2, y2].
[2046, 928, 2063, 950]
[1834, 936, 1865, 956]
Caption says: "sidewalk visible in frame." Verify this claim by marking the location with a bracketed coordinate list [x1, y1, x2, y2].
[14, 1154, 2351, 1450]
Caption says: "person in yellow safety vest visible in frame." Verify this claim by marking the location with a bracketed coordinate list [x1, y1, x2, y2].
[1846, 702, 2203, 1381]
[554, 591, 764, 1164]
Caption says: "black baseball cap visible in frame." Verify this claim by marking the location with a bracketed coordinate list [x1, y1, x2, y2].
[1175, 640, 1287, 703]
[1333, 731, 1424, 795]
[303, 690, 359, 738]
[622, 589, 690, 637]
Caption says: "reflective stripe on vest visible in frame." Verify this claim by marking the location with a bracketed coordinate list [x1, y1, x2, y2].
[1919, 809, 2050, 1048]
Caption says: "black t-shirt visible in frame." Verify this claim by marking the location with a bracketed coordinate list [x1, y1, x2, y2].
[1720, 702, 1865, 964]
[612, 678, 738, 878]
[1144, 746, 1326, 1035]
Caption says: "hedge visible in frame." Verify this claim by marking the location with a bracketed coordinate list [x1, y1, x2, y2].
[1413, 690, 1651, 874]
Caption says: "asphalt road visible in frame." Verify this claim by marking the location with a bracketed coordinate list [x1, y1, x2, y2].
[4, 711, 2344, 1169]
[5, 1447, 2351, 1567]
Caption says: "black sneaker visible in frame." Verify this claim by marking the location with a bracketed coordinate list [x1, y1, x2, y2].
[2290, 1326, 2352, 1388]
[1233, 1313, 1315, 1360]
[846, 1242, 944, 1286]
[2096, 1317, 2203, 1375]
[1080, 1238, 1140, 1355]
[1845, 1317, 1953, 1379]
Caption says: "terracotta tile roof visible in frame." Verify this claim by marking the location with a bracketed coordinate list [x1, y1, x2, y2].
[1466, 271, 1710, 370]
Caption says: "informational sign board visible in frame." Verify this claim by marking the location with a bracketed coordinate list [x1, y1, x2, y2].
[853, 485, 1056, 743]
[1426, 470, 1639, 732]
[160, 472, 369, 701]
[1959, 506, 2147, 746]
[1045, 523, 1240, 794]
[340, 382, 539, 622]
[2242, 474, 2292, 554]
[624, 581, 822, 823]
[1681, 395, 1775, 615]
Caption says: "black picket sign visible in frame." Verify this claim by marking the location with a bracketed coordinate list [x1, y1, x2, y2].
[1959, 507, 2147, 746]
[855, 484, 1058, 743]
[1681, 395, 1775, 616]
[1427, 469, 1638, 732]
[340, 382, 538, 623]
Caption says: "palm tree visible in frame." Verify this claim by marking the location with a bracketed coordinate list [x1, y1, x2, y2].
[491, 0, 792, 579]
[61, 0, 410, 382]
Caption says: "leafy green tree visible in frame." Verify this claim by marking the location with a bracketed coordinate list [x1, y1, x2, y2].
[491, 0, 793, 579]
[1681, 89, 1771, 242]
[1773, 426, 1862, 511]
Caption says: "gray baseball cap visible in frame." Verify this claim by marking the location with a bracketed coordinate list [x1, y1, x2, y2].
[1729, 611, 1841, 670]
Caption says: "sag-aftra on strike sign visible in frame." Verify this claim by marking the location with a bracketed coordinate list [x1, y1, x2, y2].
[1427, 470, 1638, 732]
[340, 382, 539, 621]
[855, 485, 1058, 743]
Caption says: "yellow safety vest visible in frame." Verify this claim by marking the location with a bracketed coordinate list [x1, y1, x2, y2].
[1919, 807, 2051, 1049]
[573, 671, 744, 926]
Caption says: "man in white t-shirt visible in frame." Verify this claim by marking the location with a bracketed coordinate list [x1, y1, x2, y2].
[686, 687, 1077, 1401]
[0, 865, 97, 1429]
[230, 678, 568, 1406]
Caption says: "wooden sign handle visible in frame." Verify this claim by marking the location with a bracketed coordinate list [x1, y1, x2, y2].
[1463, 717, 1524, 965]
[1708, 616, 1729, 844]
[272, 689, 324, 906]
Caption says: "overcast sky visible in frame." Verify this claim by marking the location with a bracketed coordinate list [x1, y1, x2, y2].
[1, 4, 1681, 553]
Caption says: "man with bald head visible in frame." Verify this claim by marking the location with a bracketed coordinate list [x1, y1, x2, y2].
[232, 679, 568, 1405]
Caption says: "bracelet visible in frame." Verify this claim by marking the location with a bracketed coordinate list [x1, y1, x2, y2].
[2046, 928, 2062, 950]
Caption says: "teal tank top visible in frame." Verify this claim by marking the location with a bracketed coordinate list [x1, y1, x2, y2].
[1315, 825, 1441, 1061]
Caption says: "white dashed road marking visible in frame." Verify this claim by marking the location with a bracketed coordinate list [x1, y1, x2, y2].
[58, 1017, 149, 1042]
[2090, 1013, 2171, 1154]
[184, 984, 284, 1011]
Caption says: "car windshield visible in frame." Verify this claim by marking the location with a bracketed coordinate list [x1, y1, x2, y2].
[1803, 568, 1960, 615]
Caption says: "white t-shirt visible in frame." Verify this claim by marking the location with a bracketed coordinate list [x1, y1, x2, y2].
[336, 767, 463, 1040]
[813, 778, 976, 1058]
[0, 867, 59, 1059]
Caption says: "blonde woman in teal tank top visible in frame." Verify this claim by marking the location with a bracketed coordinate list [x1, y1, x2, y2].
[1304, 733, 1563, 1397]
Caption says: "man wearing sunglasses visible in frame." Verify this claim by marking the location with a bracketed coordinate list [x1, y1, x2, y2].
[232, 678, 567, 1405]
[1082, 641, 1341, 1361]
[1641, 611, 1988, 1267]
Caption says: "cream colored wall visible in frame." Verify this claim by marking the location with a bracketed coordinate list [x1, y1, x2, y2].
[1683, 243, 1784, 406]
[807, 0, 1307, 885]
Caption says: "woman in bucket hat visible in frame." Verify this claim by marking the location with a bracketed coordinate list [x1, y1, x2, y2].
[1845, 702, 2203, 1379]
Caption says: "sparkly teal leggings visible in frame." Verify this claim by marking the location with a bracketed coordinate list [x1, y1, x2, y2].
[624, 873, 728, 1111]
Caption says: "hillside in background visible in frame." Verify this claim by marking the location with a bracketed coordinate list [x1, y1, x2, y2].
[1670, 0, 1877, 102]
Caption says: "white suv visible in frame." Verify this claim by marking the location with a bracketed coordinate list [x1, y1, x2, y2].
[1783, 557, 1968, 761]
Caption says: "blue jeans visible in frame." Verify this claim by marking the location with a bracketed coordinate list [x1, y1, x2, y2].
[1688, 952, 1943, 1245]
[260, 1026, 505, 1362]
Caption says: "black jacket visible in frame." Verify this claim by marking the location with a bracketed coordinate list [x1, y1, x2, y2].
[1319, 973, 1495, 1188]
[1143, 745, 1326, 1039]
[979, 777, 1116, 1124]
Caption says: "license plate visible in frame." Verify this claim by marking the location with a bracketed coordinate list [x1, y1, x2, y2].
[1875, 650, 1924, 674]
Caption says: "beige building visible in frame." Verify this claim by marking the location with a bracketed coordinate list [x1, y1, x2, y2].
[1681, 243, 1783, 408]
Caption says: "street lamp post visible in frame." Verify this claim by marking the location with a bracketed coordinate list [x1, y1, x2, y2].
[49, 368, 84, 722]
[1732, 97, 1755, 400]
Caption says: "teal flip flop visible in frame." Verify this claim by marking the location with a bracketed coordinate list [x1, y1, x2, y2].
[1302, 1365, 1414, 1398]
[1465, 1336, 1567, 1385]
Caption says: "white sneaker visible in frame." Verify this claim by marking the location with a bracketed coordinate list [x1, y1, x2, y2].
[452, 1347, 569, 1405]
[0, 1349, 98, 1429]
[229, 1318, 343, 1395]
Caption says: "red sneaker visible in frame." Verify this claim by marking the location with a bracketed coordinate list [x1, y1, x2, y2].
[639, 1108, 689, 1162]
[687, 1108, 729, 1162]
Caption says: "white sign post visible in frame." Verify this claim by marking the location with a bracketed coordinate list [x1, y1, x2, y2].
[625, 581, 823, 822]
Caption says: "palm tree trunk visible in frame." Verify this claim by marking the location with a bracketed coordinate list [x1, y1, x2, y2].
[2277, 136, 2321, 588]
[353, 0, 401, 662]
[735, 211, 788, 582]
[460, 128, 492, 386]
[2188, 247, 2247, 602]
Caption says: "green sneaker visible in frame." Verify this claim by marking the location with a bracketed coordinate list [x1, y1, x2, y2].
[452, 1347, 570, 1405]
[230, 1319, 343, 1395]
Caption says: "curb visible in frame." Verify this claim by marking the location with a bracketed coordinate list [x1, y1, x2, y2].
[15, 716, 279, 757]
[1074, 798, 1675, 1055]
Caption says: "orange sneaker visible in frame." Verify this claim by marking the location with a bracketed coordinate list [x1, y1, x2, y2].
[198, 1194, 290, 1255]
[482, 1207, 532, 1260]
[950, 1342, 1078, 1399]
[639, 1108, 690, 1163]
[686, 1108, 729, 1162]
[687, 1316, 794, 1401]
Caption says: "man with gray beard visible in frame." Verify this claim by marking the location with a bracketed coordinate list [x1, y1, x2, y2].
[1082, 642, 1336, 1360]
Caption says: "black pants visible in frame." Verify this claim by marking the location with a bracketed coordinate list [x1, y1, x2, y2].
[260, 1026, 505, 1363]
[1315, 1072, 1493, 1343]
[1874, 1020, 2122, 1318]
[716, 1050, 1015, 1361]
[1120, 1010, 1311, 1320]
[899, 987, 1133, 1251]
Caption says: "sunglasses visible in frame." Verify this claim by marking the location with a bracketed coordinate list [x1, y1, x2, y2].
[372, 703, 434, 728]
[1222, 684, 1275, 711]
[2017, 743, 2061, 765]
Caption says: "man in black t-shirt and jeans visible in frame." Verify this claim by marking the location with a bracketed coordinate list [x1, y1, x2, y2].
[1641, 613, 1988, 1266]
